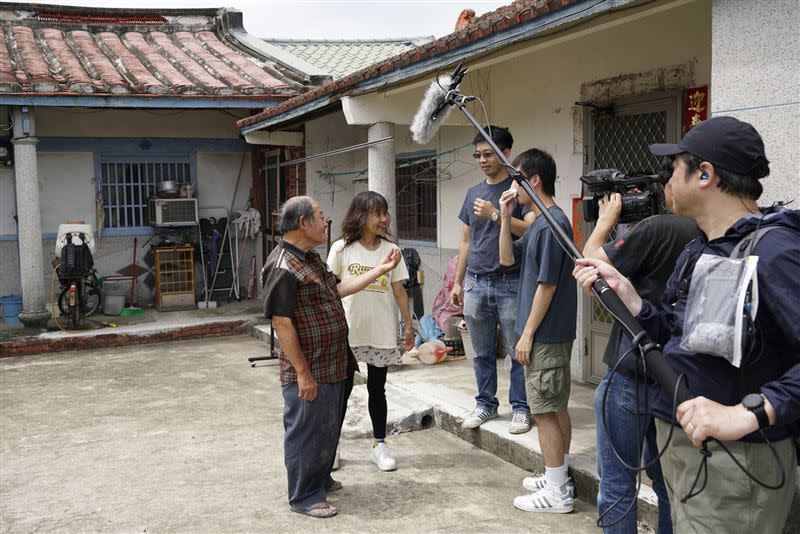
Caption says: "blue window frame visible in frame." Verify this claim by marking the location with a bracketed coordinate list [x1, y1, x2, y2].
[97, 154, 192, 235]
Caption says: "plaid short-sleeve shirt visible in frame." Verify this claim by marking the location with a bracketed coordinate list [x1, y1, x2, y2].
[262, 241, 351, 386]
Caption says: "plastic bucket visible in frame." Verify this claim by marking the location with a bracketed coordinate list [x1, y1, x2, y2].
[459, 327, 477, 360]
[103, 292, 127, 316]
[0, 295, 23, 324]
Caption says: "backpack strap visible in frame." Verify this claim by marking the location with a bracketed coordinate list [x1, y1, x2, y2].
[729, 226, 778, 259]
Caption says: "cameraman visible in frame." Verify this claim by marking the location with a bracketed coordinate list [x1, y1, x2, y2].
[584, 189, 697, 533]
[574, 116, 800, 532]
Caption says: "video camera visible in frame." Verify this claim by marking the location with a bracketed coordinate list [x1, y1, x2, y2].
[580, 169, 667, 224]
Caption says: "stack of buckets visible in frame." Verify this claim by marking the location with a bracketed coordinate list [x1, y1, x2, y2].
[0, 294, 23, 325]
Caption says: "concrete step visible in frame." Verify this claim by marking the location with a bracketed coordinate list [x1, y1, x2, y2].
[341, 383, 435, 439]
[1, 315, 263, 357]
[248, 332, 659, 527]
[382, 361, 661, 529]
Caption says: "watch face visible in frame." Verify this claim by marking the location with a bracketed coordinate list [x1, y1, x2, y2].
[742, 393, 762, 409]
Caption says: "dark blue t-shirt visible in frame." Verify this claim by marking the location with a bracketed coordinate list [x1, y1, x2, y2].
[513, 205, 577, 342]
[458, 176, 530, 275]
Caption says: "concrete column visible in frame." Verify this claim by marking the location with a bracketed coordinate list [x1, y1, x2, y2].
[367, 122, 397, 234]
[11, 107, 49, 329]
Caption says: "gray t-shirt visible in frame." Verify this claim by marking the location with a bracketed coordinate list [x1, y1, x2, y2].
[458, 175, 530, 275]
[513, 205, 577, 342]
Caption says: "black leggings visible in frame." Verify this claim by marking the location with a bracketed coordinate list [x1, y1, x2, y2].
[339, 364, 388, 440]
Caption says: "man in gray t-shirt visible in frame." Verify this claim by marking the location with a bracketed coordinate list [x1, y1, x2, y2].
[450, 125, 534, 434]
[499, 148, 577, 514]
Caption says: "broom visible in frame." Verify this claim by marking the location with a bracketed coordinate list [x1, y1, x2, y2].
[120, 237, 144, 317]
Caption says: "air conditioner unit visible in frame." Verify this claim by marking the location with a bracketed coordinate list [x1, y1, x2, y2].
[148, 198, 198, 226]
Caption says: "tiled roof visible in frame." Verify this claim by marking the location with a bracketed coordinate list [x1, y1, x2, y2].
[238, 0, 583, 129]
[263, 38, 434, 79]
[0, 3, 303, 98]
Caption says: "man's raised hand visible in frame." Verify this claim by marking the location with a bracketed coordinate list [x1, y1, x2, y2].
[597, 193, 622, 226]
[499, 186, 518, 220]
[473, 198, 496, 219]
[573, 258, 643, 316]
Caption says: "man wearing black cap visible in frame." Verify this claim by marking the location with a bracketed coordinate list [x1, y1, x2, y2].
[574, 116, 800, 532]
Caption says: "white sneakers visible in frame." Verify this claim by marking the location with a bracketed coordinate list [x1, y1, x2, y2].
[508, 412, 532, 434]
[462, 407, 499, 429]
[513, 482, 574, 513]
[522, 474, 575, 497]
[463, 408, 532, 434]
[334, 442, 398, 472]
[370, 442, 397, 471]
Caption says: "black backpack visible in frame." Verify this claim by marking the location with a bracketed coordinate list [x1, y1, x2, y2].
[60, 233, 94, 277]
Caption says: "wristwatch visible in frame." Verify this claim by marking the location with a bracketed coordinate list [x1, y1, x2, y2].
[742, 393, 770, 429]
[490, 210, 500, 222]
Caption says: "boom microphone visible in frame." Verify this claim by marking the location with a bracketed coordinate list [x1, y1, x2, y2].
[410, 75, 453, 144]
[410, 61, 469, 144]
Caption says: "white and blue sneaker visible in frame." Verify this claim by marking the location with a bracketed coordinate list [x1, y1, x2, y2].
[513, 483, 574, 513]
[522, 474, 575, 497]
[509, 412, 532, 434]
[462, 407, 498, 429]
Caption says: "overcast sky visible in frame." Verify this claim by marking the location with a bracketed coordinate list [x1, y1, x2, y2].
[6, 0, 510, 40]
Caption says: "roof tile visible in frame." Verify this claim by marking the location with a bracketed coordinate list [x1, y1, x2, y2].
[264, 38, 432, 79]
[0, 5, 301, 98]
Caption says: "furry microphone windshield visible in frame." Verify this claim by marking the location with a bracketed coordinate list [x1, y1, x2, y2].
[410, 76, 452, 144]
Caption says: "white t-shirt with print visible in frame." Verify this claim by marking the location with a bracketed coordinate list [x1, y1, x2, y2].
[327, 238, 409, 349]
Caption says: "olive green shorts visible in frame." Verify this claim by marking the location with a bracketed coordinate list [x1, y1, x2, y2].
[525, 341, 573, 414]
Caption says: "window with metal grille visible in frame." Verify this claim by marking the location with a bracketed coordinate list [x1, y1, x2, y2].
[99, 159, 191, 229]
[396, 152, 437, 242]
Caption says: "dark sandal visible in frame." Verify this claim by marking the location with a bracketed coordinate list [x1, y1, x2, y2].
[291, 501, 337, 518]
[326, 479, 343, 492]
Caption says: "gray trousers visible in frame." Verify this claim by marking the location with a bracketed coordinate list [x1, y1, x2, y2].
[655, 418, 796, 534]
[282, 379, 345, 510]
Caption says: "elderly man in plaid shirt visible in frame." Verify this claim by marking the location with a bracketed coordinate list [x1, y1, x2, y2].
[262, 196, 401, 519]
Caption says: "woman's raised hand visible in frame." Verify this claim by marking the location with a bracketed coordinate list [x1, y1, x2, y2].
[379, 247, 402, 273]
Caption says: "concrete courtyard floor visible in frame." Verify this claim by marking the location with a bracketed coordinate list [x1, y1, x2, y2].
[1, 336, 600, 533]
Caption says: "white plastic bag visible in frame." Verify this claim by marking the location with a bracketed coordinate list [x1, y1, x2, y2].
[680, 253, 759, 367]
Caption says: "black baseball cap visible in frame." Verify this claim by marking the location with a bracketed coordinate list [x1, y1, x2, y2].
[650, 116, 769, 178]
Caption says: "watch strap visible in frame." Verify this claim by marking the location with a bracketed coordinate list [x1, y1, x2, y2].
[751, 404, 770, 429]
[743, 394, 770, 429]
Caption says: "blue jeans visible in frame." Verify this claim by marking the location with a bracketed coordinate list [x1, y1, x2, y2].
[594, 368, 672, 534]
[462, 272, 529, 414]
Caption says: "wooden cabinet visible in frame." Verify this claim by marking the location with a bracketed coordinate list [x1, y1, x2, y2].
[155, 246, 195, 310]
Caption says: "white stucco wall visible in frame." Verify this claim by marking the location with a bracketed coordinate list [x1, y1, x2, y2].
[35, 108, 246, 139]
[196, 152, 253, 214]
[38, 152, 96, 234]
[711, 0, 800, 204]
[305, 112, 366, 231]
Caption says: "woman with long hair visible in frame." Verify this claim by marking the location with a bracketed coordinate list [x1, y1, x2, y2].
[327, 191, 414, 471]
